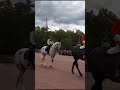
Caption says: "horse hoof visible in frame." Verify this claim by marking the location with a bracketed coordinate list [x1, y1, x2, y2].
[72, 72, 75, 74]
[80, 74, 83, 77]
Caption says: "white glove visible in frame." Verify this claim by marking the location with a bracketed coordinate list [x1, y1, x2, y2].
[82, 40, 85, 45]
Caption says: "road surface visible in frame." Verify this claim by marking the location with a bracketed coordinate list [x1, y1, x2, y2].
[35, 53, 85, 89]
[86, 72, 120, 90]
[0, 63, 34, 90]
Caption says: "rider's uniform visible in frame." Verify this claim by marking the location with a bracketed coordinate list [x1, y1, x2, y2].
[47, 39, 54, 53]
[47, 39, 54, 46]
[80, 34, 85, 49]
[29, 31, 35, 67]
[107, 19, 120, 54]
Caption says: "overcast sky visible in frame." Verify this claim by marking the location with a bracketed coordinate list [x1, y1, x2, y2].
[86, 0, 120, 17]
[35, 1, 85, 33]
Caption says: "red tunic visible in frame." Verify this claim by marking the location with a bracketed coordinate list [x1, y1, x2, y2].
[81, 34, 85, 43]
[111, 19, 120, 45]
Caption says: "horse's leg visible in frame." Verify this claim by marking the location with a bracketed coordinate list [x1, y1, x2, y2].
[16, 64, 21, 88]
[21, 76, 26, 90]
[16, 64, 26, 88]
[91, 73, 103, 90]
[18, 75, 26, 90]
[41, 54, 44, 64]
[50, 56, 54, 68]
[16, 69, 26, 88]
[75, 60, 83, 76]
[41, 54, 46, 66]
[91, 79, 103, 90]
[72, 60, 76, 74]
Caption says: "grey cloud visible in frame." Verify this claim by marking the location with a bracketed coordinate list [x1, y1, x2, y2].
[35, 1, 85, 26]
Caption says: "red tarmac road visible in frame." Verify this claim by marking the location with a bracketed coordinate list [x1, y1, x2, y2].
[35, 53, 85, 89]
[86, 72, 120, 90]
[0, 64, 34, 90]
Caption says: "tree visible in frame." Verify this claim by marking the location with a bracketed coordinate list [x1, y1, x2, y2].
[62, 38, 72, 50]
[86, 8, 117, 54]
[0, 0, 34, 54]
[35, 26, 84, 50]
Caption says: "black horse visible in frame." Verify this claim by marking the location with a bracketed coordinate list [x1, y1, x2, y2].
[87, 33, 120, 90]
[71, 45, 85, 76]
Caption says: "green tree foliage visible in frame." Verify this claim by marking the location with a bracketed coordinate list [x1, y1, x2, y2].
[61, 38, 72, 50]
[86, 8, 118, 54]
[35, 26, 84, 50]
[0, 0, 34, 54]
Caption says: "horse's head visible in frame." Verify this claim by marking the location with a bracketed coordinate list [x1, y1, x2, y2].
[53, 42, 61, 52]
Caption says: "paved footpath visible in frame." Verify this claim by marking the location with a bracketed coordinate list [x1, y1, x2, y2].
[35, 53, 85, 89]
[0, 63, 34, 90]
[86, 72, 120, 90]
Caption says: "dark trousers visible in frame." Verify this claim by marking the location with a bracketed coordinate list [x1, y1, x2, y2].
[29, 44, 35, 69]
[46, 44, 52, 53]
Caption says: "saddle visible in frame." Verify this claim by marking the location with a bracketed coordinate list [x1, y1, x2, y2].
[79, 47, 85, 54]
[24, 49, 35, 62]
[45, 45, 51, 54]
[79, 47, 85, 60]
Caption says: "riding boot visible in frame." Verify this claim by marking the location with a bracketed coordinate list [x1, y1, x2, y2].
[47, 44, 52, 54]
[47, 46, 50, 54]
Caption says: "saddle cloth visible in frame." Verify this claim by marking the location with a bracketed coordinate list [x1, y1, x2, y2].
[24, 49, 35, 61]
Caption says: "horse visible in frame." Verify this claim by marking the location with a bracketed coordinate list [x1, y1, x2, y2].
[71, 45, 85, 76]
[87, 32, 120, 90]
[40, 42, 61, 67]
[14, 48, 35, 90]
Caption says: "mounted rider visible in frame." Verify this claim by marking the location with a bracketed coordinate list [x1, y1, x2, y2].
[107, 19, 120, 54]
[79, 34, 85, 59]
[30, 30, 36, 49]
[46, 37, 54, 54]
[27, 30, 36, 68]
[106, 18, 120, 77]
[80, 34, 85, 49]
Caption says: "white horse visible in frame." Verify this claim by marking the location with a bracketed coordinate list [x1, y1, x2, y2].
[40, 42, 61, 67]
[14, 48, 34, 90]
